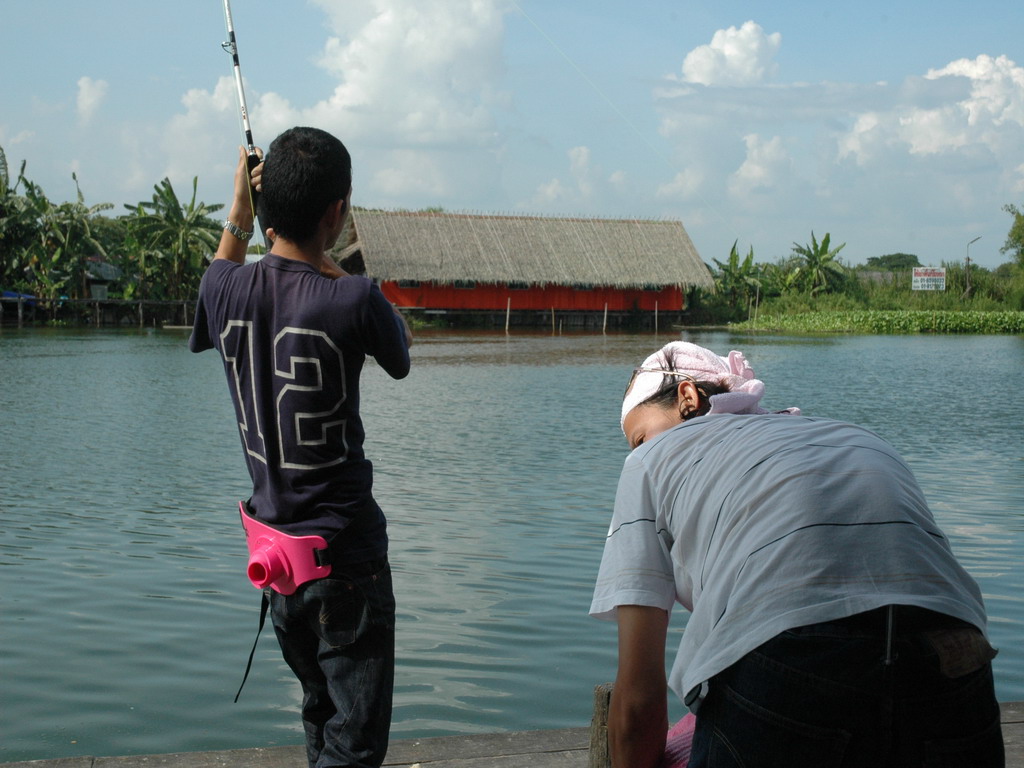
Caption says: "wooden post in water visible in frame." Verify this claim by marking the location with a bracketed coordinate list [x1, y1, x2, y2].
[603, 302, 608, 334]
[18, 296, 25, 328]
[589, 682, 614, 768]
[551, 307, 555, 334]
[505, 297, 511, 333]
[138, 301, 144, 328]
[655, 300, 659, 334]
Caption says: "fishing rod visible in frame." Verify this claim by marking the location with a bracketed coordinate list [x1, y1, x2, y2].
[221, 0, 267, 247]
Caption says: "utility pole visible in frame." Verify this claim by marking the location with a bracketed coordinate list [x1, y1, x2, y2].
[964, 236, 981, 299]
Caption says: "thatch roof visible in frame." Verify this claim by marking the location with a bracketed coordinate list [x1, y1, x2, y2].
[341, 211, 713, 290]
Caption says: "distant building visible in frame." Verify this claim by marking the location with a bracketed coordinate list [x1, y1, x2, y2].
[85, 258, 123, 300]
[334, 211, 713, 323]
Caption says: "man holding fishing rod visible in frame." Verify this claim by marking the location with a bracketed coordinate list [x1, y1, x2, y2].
[190, 127, 412, 768]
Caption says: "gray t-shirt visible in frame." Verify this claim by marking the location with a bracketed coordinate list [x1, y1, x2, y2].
[590, 414, 987, 705]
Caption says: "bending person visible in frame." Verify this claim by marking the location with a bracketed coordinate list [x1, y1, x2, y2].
[590, 341, 1002, 768]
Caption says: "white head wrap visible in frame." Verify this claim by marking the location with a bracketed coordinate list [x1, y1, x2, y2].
[620, 341, 798, 430]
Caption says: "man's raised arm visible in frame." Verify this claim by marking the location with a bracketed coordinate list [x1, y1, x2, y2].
[215, 146, 261, 264]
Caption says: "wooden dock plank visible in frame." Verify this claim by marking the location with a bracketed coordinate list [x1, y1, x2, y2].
[3, 704, 1021, 768]
[1005, 702, 1024, 765]
[385, 728, 588, 765]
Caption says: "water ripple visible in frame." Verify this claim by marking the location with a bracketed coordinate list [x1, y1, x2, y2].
[1, 329, 1021, 761]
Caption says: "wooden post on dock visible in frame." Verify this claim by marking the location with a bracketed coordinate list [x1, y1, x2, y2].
[589, 682, 614, 768]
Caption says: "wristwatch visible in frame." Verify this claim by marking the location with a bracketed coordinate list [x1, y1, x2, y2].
[223, 219, 253, 241]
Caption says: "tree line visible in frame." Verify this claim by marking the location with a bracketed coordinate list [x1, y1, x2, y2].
[694, 215, 1024, 324]
[0, 145, 222, 303]
[2, 143, 1023, 322]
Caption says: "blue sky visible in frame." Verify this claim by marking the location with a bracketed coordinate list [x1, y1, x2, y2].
[3, 0, 1022, 269]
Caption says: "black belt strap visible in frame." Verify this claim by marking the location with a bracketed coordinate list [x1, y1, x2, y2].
[234, 591, 269, 703]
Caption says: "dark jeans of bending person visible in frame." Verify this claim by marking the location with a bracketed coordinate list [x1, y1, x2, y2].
[270, 560, 395, 768]
[689, 606, 1003, 768]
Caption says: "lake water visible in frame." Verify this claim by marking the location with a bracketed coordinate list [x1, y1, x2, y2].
[1, 328, 1022, 762]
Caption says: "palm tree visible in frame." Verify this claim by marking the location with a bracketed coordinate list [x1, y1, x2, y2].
[126, 177, 222, 300]
[790, 231, 847, 295]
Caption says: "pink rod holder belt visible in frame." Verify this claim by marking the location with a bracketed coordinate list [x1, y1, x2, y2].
[239, 502, 332, 594]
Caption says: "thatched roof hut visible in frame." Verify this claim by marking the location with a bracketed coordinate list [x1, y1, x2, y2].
[338, 210, 713, 290]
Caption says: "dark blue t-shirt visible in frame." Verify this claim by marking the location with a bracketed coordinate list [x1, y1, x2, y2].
[189, 254, 410, 560]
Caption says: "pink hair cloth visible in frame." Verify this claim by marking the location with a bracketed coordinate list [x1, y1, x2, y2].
[621, 341, 800, 429]
[662, 713, 696, 768]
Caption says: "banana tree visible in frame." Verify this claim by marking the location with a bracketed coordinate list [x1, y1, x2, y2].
[790, 231, 848, 295]
[125, 177, 222, 301]
[713, 240, 761, 311]
[0, 148, 43, 289]
[43, 174, 112, 298]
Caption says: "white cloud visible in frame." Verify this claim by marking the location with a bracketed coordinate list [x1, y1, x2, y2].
[568, 146, 593, 197]
[532, 177, 567, 206]
[839, 54, 1024, 164]
[836, 112, 884, 166]
[656, 168, 704, 200]
[304, 0, 508, 147]
[680, 21, 781, 87]
[728, 134, 790, 196]
[652, 36, 1024, 265]
[1014, 162, 1024, 194]
[371, 150, 450, 198]
[76, 76, 108, 125]
[0, 128, 34, 146]
[156, 0, 510, 209]
[928, 54, 1024, 126]
[159, 76, 243, 196]
[526, 145, 601, 210]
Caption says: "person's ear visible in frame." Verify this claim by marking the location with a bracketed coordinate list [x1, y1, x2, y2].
[324, 198, 346, 228]
[676, 381, 700, 419]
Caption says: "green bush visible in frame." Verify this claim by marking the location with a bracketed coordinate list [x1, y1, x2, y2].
[734, 310, 1024, 334]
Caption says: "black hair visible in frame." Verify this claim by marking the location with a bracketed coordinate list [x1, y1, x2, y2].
[260, 127, 352, 244]
[640, 362, 730, 419]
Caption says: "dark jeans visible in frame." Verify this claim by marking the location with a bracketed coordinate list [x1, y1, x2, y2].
[269, 559, 395, 768]
[689, 607, 1003, 768]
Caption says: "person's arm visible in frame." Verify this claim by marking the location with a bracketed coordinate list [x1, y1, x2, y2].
[215, 146, 261, 264]
[392, 303, 413, 348]
[361, 285, 412, 378]
[610, 605, 670, 768]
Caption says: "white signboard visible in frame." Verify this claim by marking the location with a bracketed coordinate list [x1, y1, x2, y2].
[912, 267, 946, 291]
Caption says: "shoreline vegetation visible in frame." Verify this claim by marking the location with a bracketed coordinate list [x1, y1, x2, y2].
[2, 143, 1023, 334]
[732, 309, 1024, 335]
